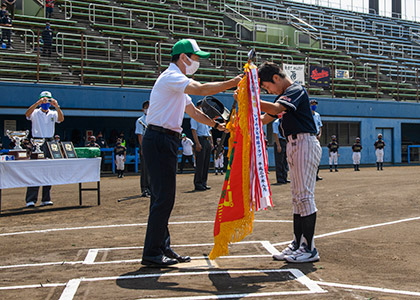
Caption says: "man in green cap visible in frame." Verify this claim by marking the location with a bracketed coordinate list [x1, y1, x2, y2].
[141, 39, 242, 267]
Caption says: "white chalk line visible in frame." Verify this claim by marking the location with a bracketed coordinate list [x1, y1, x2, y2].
[0, 220, 292, 237]
[58, 279, 81, 300]
[272, 216, 420, 246]
[314, 281, 420, 297]
[57, 269, 325, 300]
[0, 241, 272, 269]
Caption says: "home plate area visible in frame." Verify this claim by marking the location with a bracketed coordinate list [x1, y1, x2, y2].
[3, 238, 420, 299]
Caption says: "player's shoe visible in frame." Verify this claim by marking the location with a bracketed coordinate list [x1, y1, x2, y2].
[41, 201, 54, 206]
[26, 201, 35, 208]
[272, 240, 299, 261]
[284, 243, 319, 263]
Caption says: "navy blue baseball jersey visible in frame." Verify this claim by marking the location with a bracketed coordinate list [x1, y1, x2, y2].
[275, 82, 317, 137]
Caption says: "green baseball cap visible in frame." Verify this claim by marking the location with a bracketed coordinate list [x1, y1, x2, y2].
[171, 39, 210, 58]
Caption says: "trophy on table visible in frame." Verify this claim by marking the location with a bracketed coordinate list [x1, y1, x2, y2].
[31, 138, 45, 159]
[6, 130, 30, 160]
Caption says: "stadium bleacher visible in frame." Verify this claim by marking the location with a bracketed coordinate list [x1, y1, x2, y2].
[1, 0, 419, 101]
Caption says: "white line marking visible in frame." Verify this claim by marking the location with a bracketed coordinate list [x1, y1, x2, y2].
[83, 249, 98, 264]
[58, 279, 82, 300]
[135, 291, 318, 300]
[272, 216, 420, 246]
[0, 261, 83, 270]
[0, 220, 291, 237]
[315, 281, 420, 297]
[291, 270, 325, 293]
[0, 283, 66, 290]
[260, 241, 281, 255]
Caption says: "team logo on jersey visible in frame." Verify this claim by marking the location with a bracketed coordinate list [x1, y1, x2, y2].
[51, 117, 54, 122]
[279, 96, 292, 102]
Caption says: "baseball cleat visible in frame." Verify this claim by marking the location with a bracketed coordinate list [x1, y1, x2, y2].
[272, 240, 299, 261]
[284, 243, 319, 263]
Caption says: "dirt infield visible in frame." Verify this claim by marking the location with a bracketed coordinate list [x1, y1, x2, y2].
[1, 165, 420, 299]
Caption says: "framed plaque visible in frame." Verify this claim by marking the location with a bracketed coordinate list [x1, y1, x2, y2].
[47, 141, 63, 159]
[62, 141, 77, 158]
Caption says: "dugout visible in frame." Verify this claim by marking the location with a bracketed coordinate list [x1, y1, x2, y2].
[401, 123, 420, 163]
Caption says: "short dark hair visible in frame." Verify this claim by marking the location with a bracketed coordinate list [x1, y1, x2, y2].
[142, 100, 149, 109]
[258, 62, 286, 84]
[171, 52, 193, 62]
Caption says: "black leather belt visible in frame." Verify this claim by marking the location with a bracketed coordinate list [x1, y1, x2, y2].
[148, 124, 181, 139]
[289, 133, 316, 140]
[198, 136, 211, 141]
[35, 137, 53, 141]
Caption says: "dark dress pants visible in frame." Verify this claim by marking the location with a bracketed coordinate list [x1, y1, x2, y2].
[25, 141, 52, 204]
[179, 154, 194, 172]
[194, 136, 211, 188]
[140, 151, 150, 193]
[274, 139, 288, 183]
[142, 129, 179, 258]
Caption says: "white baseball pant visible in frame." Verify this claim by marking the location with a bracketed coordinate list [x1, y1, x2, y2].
[286, 133, 322, 217]
[329, 152, 338, 165]
[115, 154, 125, 170]
[215, 156, 224, 169]
[352, 152, 361, 165]
[376, 148, 384, 163]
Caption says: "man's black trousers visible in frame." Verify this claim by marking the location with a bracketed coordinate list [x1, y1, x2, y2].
[142, 129, 178, 258]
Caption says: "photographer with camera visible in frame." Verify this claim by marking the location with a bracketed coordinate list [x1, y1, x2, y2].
[24, 91, 64, 208]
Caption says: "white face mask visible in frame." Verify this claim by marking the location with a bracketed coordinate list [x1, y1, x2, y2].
[183, 55, 200, 75]
[143, 109, 148, 115]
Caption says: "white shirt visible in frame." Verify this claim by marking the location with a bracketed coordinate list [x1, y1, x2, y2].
[135, 114, 147, 136]
[146, 63, 192, 133]
[27, 108, 60, 138]
[181, 137, 194, 155]
[312, 111, 323, 134]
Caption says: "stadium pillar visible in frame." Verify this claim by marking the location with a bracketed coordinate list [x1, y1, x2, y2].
[80, 33, 84, 85]
[121, 36, 124, 88]
[369, 0, 379, 14]
[36, 30, 40, 83]
[392, 0, 402, 18]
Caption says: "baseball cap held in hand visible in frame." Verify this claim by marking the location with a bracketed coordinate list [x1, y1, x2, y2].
[171, 39, 210, 58]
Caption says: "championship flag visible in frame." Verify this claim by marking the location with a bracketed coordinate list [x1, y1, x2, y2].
[209, 61, 272, 260]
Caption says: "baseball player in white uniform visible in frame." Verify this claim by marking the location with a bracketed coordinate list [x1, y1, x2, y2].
[258, 62, 322, 263]
[214, 137, 224, 175]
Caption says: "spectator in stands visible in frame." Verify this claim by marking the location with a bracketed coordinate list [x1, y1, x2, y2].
[0, 4, 6, 19]
[3, 0, 15, 19]
[41, 22, 53, 57]
[45, 0, 54, 19]
[1, 10, 12, 49]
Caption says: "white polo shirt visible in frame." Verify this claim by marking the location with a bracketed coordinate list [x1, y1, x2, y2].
[146, 63, 192, 133]
[27, 108, 60, 138]
[135, 114, 147, 136]
[181, 137, 194, 156]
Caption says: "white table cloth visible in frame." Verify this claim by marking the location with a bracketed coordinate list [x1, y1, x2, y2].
[0, 158, 101, 189]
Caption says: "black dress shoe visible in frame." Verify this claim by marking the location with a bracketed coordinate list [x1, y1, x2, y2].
[164, 249, 191, 263]
[194, 185, 207, 191]
[204, 185, 211, 190]
[316, 176, 323, 181]
[141, 255, 178, 267]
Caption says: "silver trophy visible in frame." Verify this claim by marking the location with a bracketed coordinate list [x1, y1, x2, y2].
[6, 130, 30, 160]
[31, 138, 45, 159]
